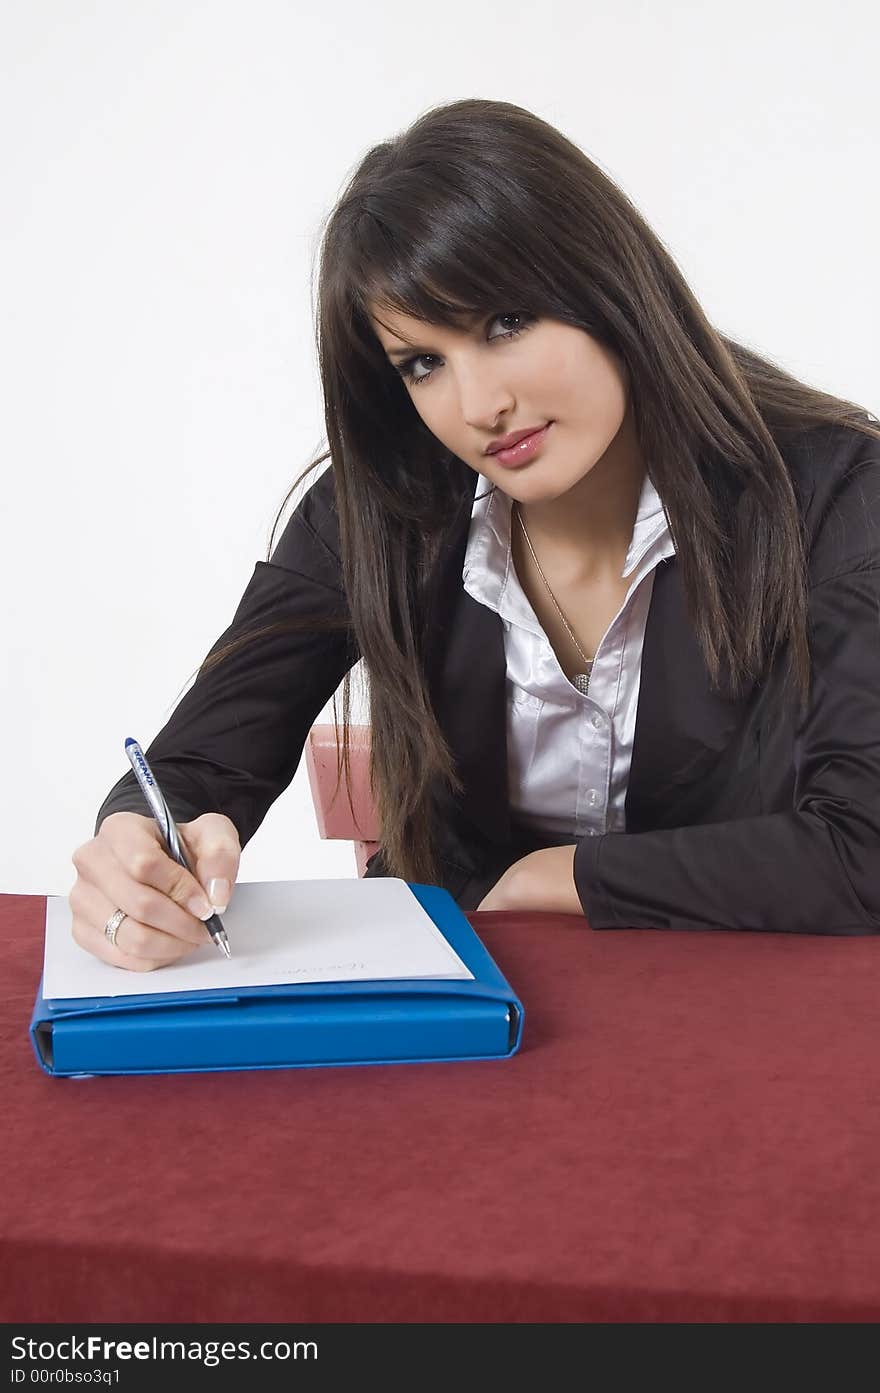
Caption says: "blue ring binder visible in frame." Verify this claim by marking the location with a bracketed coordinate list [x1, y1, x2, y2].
[30, 883, 525, 1077]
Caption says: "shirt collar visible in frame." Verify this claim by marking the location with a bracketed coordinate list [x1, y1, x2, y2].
[463, 467, 675, 624]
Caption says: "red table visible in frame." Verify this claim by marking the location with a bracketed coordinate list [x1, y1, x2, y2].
[3, 891, 880, 1322]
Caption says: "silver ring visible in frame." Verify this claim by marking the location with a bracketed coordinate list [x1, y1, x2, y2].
[104, 908, 127, 948]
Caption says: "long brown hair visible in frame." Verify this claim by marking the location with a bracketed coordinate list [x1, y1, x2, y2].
[192, 98, 880, 886]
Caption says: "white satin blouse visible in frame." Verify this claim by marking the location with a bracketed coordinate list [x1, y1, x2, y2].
[462, 470, 677, 840]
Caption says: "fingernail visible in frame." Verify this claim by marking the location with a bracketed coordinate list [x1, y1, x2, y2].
[207, 878, 230, 913]
[188, 894, 214, 921]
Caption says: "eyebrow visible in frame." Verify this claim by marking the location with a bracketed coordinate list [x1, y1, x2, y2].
[385, 342, 423, 361]
[381, 312, 483, 360]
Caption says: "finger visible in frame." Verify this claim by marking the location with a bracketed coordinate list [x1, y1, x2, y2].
[179, 817, 241, 914]
[69, 878, 194, 971]
[76, 834, 213, 947]
[98, 812, 217, 927]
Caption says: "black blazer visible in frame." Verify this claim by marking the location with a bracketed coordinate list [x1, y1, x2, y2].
[96, 422, 880, 932]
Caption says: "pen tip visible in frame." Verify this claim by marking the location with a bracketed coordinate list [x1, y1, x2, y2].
[221, 938, 231, 958]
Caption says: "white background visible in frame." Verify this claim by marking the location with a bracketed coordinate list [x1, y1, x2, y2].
[2, 0, 877, 895]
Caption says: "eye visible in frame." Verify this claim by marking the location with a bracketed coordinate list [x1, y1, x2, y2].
[394, 312, 534, 388]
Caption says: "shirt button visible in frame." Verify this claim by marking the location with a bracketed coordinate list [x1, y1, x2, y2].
[587, 789, 599, 806]
[591, 712, 604, 730]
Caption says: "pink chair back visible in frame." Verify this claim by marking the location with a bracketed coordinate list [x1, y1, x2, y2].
[304, 724, 380, 876]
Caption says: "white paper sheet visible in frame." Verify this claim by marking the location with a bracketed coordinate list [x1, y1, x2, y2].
[43, 878, 474, 999]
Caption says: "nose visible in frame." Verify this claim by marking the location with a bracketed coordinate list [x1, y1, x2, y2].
[459, 371, 516, 433]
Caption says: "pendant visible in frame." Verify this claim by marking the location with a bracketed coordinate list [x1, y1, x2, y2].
[573, 671, 591, 696]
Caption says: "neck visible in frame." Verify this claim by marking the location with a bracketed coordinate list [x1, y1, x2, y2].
[515, 405, 645, 585]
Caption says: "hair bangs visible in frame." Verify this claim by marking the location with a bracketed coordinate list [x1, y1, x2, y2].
[347, 204, 544, 343]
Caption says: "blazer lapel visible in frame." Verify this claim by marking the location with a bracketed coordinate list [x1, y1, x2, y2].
[624, 558, 756, 831]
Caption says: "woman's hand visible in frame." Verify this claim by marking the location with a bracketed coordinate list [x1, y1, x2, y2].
[476, 844, 583, 915]
[69, 811, 242, 971]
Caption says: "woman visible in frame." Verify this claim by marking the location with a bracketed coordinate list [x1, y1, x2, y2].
[70, 97, 880, 970]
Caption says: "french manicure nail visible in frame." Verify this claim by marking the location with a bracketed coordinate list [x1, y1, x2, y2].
[208, 878, 230, 913]
[188, 894, 213, 921]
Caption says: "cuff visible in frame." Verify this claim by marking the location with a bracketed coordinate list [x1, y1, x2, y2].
[573, 834, 620, 928]
[94, 789, 207, 838]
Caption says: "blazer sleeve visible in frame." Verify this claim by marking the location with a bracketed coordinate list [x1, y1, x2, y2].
[574, 433, 880, 935]
[94, 465, 358, 847]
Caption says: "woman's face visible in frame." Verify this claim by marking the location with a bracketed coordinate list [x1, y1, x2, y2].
[368, 305, 632, 502]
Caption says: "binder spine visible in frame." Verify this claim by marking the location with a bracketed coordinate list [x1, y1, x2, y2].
[45, 994, 517, 1076]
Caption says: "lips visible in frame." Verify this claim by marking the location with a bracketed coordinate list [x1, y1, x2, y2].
[489, 422, 552, 468]
[485, 424, 549, 455]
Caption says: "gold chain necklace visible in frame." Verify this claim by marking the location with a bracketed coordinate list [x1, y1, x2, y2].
[513, 501, 594, 696]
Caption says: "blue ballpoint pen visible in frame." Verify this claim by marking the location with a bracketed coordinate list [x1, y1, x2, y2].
[124, 737, 231, 958]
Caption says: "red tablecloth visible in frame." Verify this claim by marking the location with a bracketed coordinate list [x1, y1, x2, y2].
[3, 891, 880, 1323]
